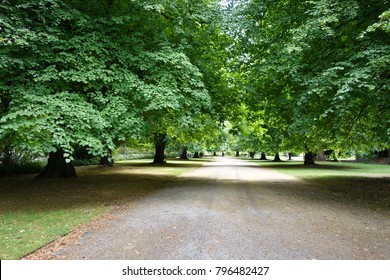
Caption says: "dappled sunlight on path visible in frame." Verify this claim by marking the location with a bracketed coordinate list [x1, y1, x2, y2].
[180, 157, 298, 182]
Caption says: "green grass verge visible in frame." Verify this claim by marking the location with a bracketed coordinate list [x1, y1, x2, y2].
[249, 160, 390, 180]
[0, 158, 210, 260]
[250, 159, 390, 215]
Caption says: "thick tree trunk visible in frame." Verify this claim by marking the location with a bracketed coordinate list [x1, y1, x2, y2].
[387, 149, 390, 164]
[153, 133, 167, 164]
[288, 153, 292, 160]
[180, 148, 189, 160]
[387, 148, 390, 164]
[99, 149, 114, 167]
[235, 151, 240, 157]
[37, 149, 77, 179]
[259, 152, 267, 160]
[249, 152, 255, 159]
[317, 150, 326, 161]
[304, 151, 316, 165]
[193, 151, 200, 158]
[273, 153, 282, 162]
[1, 145, 13, 165]
[213, 152, 217, 156]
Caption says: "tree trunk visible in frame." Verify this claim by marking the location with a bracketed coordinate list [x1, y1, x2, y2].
[37, 149, 77, 179]
[213, 152, 217, 156]
[193, 151, 200, 158]
[1, 145, 13, 165]
[387, 148, 390, 164]
[317, 150, 326, 161]
[273, 153, 282, 162]
[235, 151, 240, 157]
[153, 133, 167, 164]
[180, 148, 189, 160]
[331, 151, 339, 162]
[304, 151, 316, 165]
[288, 153, 292, 160]
[259, 152, 267, 160]
[99, 150, 114, 167]
[249, 152, 255, 159]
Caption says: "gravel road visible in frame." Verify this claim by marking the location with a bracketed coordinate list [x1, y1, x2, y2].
[37, 157, 390, 260]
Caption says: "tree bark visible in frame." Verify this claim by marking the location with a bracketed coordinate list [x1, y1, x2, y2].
[37, 149, 77, 179]
[1, 145, 13, 166]
[317, 150, 326, 161]
[273, 153, 282, 162]
[193, 151, 200, 158]
[180, 148, 189, 160]
[259, 152, 267, 160]
[153, 133, 167, 164]
[235, 151, 240, 157]
[99, 150, 114, 167]
[304, 151, 316, 165]
[387, 148, 390, 164]
[288, 153, 292, 160]
[249, 152, 255, 159]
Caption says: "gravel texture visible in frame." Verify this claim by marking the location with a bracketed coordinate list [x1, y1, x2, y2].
[24, 157, 390, 260]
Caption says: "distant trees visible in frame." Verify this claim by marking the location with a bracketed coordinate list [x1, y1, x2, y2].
[225, 0, 390, 164]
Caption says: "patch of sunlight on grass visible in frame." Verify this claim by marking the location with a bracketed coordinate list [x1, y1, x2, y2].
[115, 158, 212, 176]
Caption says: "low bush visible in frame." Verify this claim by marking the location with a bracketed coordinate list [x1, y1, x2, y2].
[0, 161, 45, 176]
[113, 146, 154, 161]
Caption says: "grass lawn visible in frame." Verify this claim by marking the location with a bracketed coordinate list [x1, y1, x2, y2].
[250, 159, 390, 214]
[250, 159, 390, 180]
[0, 158, 209, 260]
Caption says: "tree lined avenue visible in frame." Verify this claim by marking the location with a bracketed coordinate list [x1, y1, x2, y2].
[0, 0, 389, 177]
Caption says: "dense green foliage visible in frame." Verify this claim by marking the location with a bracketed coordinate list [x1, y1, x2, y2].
[226, 0, 389, 160]
[0, 0, 388, 175]
[0, 0, 232, 172]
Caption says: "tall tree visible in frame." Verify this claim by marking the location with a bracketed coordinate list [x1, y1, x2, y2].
[226, 0, 389, 163]
[0, 1, 111, 177]
[0, 0, 220, 172]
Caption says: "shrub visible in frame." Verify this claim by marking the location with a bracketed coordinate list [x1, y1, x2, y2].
[0, 161, 45, 176]
[113, 146, 154, 161]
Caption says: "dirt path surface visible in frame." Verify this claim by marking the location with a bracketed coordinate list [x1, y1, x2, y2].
[26, 157, 389, 260]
